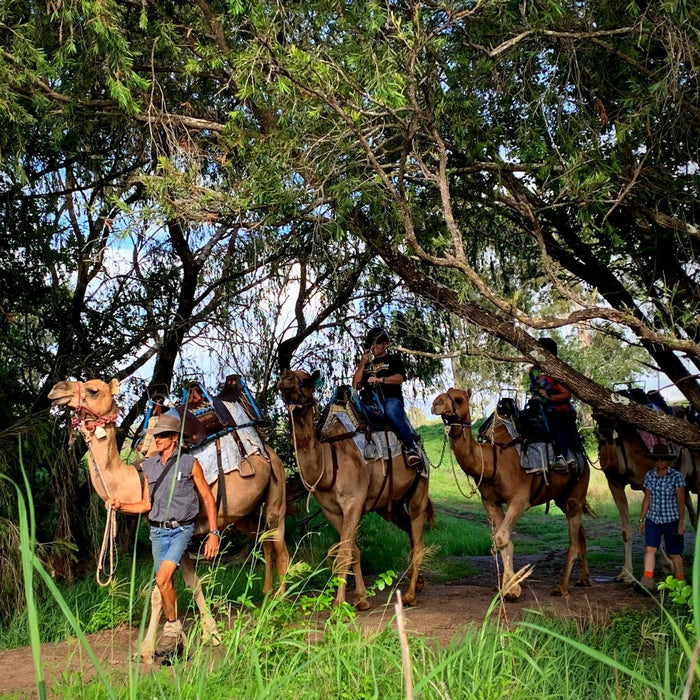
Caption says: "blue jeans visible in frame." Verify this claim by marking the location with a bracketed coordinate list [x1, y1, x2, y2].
[150, 523, 195, 571]
[545, 410, 577, 459]
[359, 395, 418, 451]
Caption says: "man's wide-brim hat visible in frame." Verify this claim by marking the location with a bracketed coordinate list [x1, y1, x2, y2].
[146, 413, 182, 436]
[647, 443, 677, 461]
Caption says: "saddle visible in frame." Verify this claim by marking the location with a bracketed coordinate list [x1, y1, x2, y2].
[518, 398, 551, 443]
[319, 384, 366, 437]
[176, 377, 266, 448]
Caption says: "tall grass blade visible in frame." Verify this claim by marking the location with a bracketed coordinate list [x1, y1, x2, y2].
[4, 441, 45, 700]
[2, 441, 117, 700]
[520, 623, 667, 697]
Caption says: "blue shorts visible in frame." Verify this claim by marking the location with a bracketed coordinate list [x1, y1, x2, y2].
[645, 518, 684, 555]
[150, 523, 195, 572]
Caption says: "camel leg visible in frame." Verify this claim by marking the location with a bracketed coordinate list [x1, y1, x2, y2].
[403, 481, 429, 606]
[552, 500, 587, 597]
[262, 484, 290, 595]
[483, 500, 521, 600]
[576, 523, 591, 586]
[324, 505, 367, 610]
[180, 552, 220, 646]
[608, 482, 635, 583]
[140, 584, 161, 664]
[381, 506, 419, 604]
[685, 492, 698, 530]
[350, 543, 369, 609]
[261, 454, 290, 595]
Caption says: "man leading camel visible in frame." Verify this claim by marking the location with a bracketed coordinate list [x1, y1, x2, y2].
[107, 413, 220, 653]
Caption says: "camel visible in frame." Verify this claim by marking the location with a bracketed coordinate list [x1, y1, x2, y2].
[48, 378, 289, 663]
[276, 369, 433, 609]
[431, 388, 590, 599]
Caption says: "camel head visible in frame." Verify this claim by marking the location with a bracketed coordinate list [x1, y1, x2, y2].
[48, 378, 120, 418]
[431, 388, 473, 426]
[277, 369, 320, 408]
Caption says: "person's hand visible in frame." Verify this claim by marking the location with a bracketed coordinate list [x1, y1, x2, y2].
[368, 376, 382, 385]
[638, 519, 645, 535]
[204, 532, 220, 559]
[106, 498, 121, 511]
[678, 522, 685, 535]
[359, 352, 372, 365]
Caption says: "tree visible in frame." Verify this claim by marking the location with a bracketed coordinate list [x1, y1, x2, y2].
[243, 0, 700, 443]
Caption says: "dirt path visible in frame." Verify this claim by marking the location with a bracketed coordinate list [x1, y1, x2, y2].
[0, 553, 654, 699]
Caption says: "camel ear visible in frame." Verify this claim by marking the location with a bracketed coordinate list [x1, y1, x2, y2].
[109, 378, 120, 395]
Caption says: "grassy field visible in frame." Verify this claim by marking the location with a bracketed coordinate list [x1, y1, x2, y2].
[2, 423, 698, 699]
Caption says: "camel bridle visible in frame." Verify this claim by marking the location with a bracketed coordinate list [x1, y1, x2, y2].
[69, 381, 119, 443]
[439, 393, 472, 440]
[279, 373, 318, 413]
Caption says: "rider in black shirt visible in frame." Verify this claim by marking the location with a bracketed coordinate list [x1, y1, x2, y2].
[352, 327, 422, 467]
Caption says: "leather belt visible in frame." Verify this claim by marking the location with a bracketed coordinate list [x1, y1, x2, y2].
[149, 518, 195, 529]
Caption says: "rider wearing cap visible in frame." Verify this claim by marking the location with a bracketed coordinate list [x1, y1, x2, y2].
[352, 327, 423, 467]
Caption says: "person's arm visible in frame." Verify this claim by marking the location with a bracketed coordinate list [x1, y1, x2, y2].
[191, 460, 220, 559]
[639, 488, 651, 534]
[677, 485, 686, 535]
[546, 381, 572, 402]
[352, 352, 372, 390]
[368, 373, 404, 386]
[107, 478, 150, 515]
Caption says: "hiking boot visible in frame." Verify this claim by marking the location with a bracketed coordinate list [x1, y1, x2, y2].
[156, 619, 185, 656]
[405, 449, 423, 468]
[639, 575, 656, 593]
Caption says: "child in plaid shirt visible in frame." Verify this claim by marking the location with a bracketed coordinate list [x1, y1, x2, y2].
[638, 443, 686, 590]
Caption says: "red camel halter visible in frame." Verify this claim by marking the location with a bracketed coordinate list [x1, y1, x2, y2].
[68, 381, 119, 443]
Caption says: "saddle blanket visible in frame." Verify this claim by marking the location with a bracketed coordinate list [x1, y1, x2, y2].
[329, 412, 429, 477]
[192, 400, 266, 484]
[496, 416, 585, 474]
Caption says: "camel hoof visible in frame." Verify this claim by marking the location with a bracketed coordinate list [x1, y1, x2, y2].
[550, 588, 568, 598]
[202, 631, 222, 647]
[354, 599, 371, 612]
[575, 578, 592, 588]
[416, 574, 425, 592]
[403, 593, 417, 607]
[614, 572, 634, 584]
[138, 652, 154, 665]
[501, 580, 521, 600]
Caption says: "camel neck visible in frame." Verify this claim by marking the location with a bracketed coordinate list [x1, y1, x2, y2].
[83, 424, 142, 503]
[452, 425, 495, 479]
[289, 405, 325, 484]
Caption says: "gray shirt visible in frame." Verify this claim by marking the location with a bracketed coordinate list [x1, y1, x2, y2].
[142, 452, 200, 523]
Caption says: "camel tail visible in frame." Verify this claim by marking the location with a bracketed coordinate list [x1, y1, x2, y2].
[583, 499, 597, 518]
[425, 498, 436, 529]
